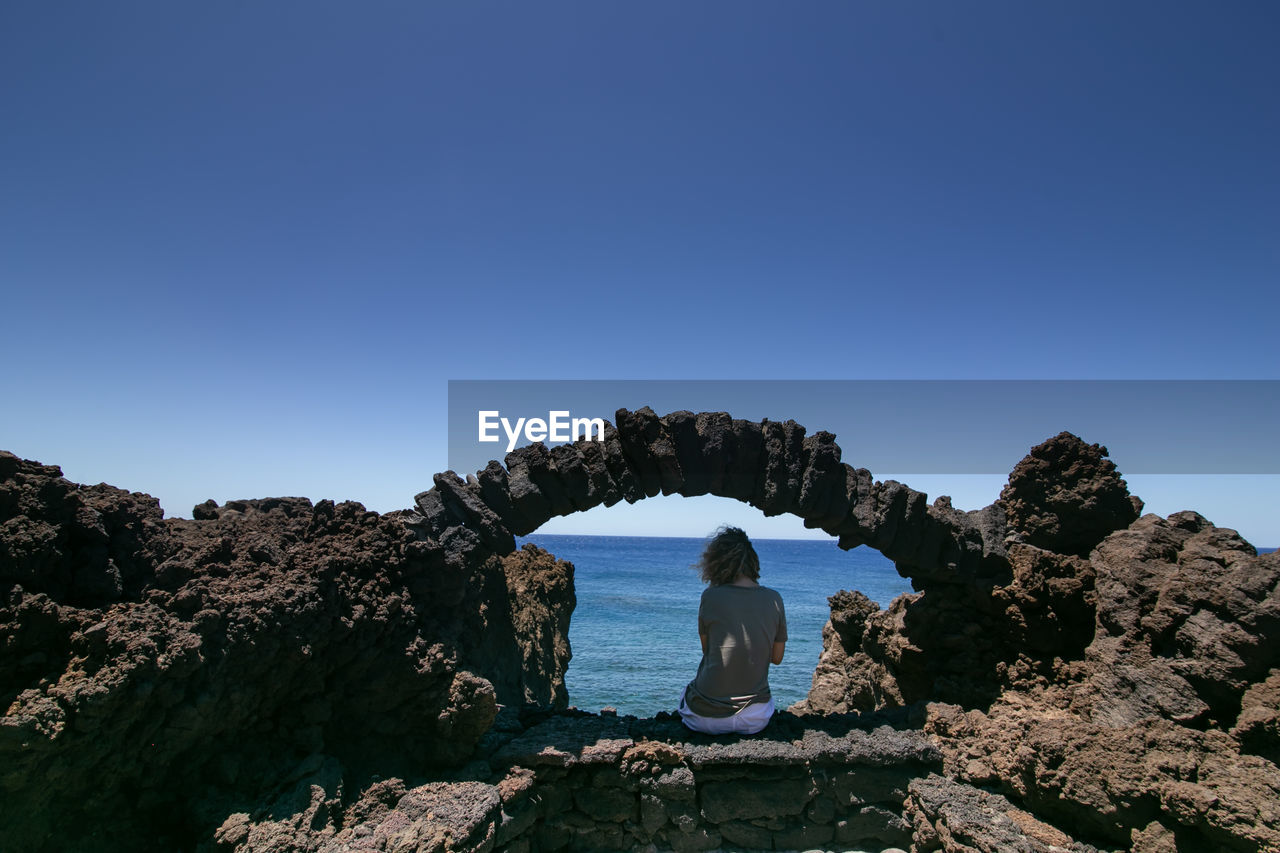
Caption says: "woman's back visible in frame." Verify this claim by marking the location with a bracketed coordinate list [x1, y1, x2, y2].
[684, 583, 788, 717]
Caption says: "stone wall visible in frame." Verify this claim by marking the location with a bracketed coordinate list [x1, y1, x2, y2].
[488, 713, 933, 853]
[211, 709, 1110, 853]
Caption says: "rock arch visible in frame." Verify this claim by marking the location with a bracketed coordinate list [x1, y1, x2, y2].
[419, 408, 992, 573]
[410, 407, 1142, 711]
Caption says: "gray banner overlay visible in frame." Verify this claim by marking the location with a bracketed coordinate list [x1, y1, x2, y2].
[448, 380, 1279, 477]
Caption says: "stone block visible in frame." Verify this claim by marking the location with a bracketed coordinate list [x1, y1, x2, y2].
[569, 821, 625, 850]
[753, 418, 807, 515]
[640, 793, 667, 833]
[538, 783, 572, 815]
[615, 407, 670, 498]
[805, 793, 835, 823]
[599, 425, 646, 503]
[717, 418, 764, 502]
[588, 767, 638, 792]
[700, 777, 814, 823]
[665, 411, 708, 496]
[411, 488, 450, 537]
[831, 766, 916, 806]
[665, 825, 721, 852]
[798, 431, 849, 529]
[664, 799, 700, 834]
[573, 786, 637, 822]
[493, 801, 538, 848]
[507, 442, 575, 517]
[718, 819, 772, 849]
[503, 471, 552, 536]
[533, 820, 569, 850]
[835, 804, 912, 848]
[549, 443, 599, 513]
[647, 766, 695, 801]
[574, 439, 623, 508]
[432, 471, 515, 554]
[772, 819, 834, 849]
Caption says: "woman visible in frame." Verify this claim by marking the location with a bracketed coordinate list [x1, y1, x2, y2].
[677, 526, 787, 735]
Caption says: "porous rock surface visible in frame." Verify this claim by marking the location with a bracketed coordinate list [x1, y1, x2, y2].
[0, 450, 572, 850]
[800, 433, 1280, 852]
[3, 410, 1279, 852]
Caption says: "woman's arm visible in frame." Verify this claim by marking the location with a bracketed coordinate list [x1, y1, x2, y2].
[772, 592, 788, 664]
[701, 632, 708, 655]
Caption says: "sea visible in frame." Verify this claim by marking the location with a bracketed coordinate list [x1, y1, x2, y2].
[515, 534, 913, 718]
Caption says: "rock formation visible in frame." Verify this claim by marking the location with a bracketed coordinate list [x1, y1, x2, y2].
[801, 434, 1280, 851]
[3, 409, 1278, 852]
[0, 451, 573, 850]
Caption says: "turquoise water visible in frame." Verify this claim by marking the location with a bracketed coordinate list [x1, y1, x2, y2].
[517, 534, 913, 717]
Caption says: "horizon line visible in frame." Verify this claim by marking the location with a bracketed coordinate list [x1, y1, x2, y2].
[518, 530, 1280, 551]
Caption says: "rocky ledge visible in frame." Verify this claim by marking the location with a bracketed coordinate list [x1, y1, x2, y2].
[3, 409, 1278, 852]
[213, 710, 944, 853]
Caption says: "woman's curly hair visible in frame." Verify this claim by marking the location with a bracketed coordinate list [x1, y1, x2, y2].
[697, 525, 760, 586]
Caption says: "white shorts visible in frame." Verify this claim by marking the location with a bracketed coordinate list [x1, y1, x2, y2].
[677, 686, 775, 735]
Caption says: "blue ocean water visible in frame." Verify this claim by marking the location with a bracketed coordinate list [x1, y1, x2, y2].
[517, 534, 913, 718]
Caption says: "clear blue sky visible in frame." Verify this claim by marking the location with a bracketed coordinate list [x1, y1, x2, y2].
[3, 3, 1277, 545]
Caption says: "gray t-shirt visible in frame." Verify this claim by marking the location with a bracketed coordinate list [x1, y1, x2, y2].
[684, 584, 787, 718]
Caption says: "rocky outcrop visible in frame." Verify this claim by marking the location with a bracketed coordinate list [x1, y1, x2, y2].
[801, 435, 1280, 851]
[1078, 511, 1278, 729]
[797, 589, 908, 713]
[926, 698, 1280, 852]
[4, 409, 1279, 852]
[905, 773, 1109, 853]
[1000, 431, 1143, 557]
[799, 432, 1134, 715]
[1235, 671, 1280, 766]
[502, 544, 575, 710]
[0, 451, 573, 852]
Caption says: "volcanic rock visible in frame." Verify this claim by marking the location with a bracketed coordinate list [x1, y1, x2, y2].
[4, 416, 1279, 853]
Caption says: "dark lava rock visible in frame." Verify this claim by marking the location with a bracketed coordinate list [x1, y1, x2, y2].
[1000, 431, 1142, 557]
[5, 417, 1280, 853]
[906, 773, 1107, 852]
[0, 451, 572, 853]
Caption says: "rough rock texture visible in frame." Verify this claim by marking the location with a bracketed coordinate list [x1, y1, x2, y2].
[501, 544, 575, 710]
[213, 774, 504, 853]
[797, 535, 1101, 716]
[1000, 431, 1143, 557]
[4, 410, 1280, 852]
[1235, 670, 1280, 766]
[1078, 511, 1278, 729]
[799, 433, 1280, 852]
[905, 773, 1108, 853]
[927, 698, 1280, 852]
[799, 589, 905, 713]
[0, 451, 573, 851]
[217, 709, 947, 853]
[797, 432, 1134, 715]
